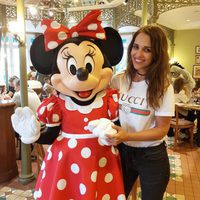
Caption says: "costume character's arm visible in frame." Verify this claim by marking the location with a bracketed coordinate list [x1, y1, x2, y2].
[11, 95, 62, 144]
[36, 125, 61, 144]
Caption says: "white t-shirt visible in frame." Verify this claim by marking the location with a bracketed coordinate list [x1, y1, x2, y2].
[111, 72, 175, 147]
[12, 88, 41, 114]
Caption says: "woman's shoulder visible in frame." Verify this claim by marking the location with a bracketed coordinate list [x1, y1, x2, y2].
[111, 71, 126, 90]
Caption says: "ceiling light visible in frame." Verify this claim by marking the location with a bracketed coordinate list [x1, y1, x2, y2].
[48, 10, 54, 17]
[29, 7, 37, 15]
[123, 0, 128, 5]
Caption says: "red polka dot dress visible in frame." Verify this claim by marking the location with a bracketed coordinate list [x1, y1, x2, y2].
[34, 89, 125, 200]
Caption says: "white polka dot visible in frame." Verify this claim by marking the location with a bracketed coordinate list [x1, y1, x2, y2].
[81, 147, 91, 159]
[99, 157, 107, 167]
[71, 163, 80, 174]
[98, 138, 104, 146]
[41, 161, 45, 170]
[111, 146, 117, 155]
[72, 32, 79, 37]
[108, 110, 111, 117]
[117, 194, 126, 200]
[39, 106, 46, 115]
[57, 135, 63, 141]
[112, 94, 118, 102]
[104, 173, 113, 183]
[68, 138, 77, 148]
[42, 170, 46, 179]
[57, 179, 67, 190]
[48, 41, 58, 49]
[58, 31, 67, 40]
[102, 194, 110, 200]
[51, 21, 61, 29]
[34, 188, 42, 199]
[52, 114, 59, 122]
[58, 151, 63, 161]
[96, 33, 106, 39]
[47, 150, 52, 160]
[84, 126, 88, 131]
[46, 102, 54, 111]
[79, 183, 86, 195]
[47, 145, 52, 152]
[97, 14, 102, 21]
[91, 171, 97, 182]
[84, 118, 88, 122]
[41, 24, 47, 33]
[87, 23, 98, 30]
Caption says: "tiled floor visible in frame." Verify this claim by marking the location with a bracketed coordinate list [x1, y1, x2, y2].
[0, 137, 200, 200]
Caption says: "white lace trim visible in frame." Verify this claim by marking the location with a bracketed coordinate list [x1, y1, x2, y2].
[59, 91, 106, 114]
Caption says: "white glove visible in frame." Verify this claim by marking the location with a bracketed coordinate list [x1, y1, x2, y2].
[11, 107, 41, 144]
[87, 118, 117, 146]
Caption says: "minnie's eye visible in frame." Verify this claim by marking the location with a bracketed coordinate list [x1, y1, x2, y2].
[84, 56, 94, 73]
[67, 57, 77, 75]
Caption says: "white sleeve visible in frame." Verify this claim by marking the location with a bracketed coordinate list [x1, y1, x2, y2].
[12, 93, 21, 108]
[176, 90, 189, 103]
[155, 84, 175, 117]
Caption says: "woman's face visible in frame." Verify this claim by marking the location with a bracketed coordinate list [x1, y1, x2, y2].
[131, 32, 153, 74]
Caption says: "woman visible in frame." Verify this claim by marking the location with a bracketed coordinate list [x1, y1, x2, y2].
[109, 25, 175, 200]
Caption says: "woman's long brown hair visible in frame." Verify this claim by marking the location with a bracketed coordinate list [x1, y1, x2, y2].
[125, 24, 170, 109]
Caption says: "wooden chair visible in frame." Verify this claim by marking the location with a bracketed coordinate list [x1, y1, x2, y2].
[32, 88, 43, 100]
[33, 143, 45, 175]
[170, 104, 195, 148]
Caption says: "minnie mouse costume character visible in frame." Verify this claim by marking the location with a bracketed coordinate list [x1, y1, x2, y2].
[11, 10, 125, 200]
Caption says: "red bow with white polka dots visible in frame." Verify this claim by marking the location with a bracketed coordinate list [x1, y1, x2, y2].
[41, 10, 106, 51]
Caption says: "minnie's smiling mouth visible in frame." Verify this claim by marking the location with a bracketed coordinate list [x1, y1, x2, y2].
[75, 90, 92, 98]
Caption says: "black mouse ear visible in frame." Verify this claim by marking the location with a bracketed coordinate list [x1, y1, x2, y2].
[30, 35, 56, 74]
[98, 27, 123, 67]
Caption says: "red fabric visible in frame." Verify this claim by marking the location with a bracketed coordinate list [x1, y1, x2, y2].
[42, 10, 106, 51]
[37, 95, 62, 125]
[34, 89, 125, 199]
[107, 88, 119, 120]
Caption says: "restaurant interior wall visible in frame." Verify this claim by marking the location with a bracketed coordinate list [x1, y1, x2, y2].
[174, 29, 200, 75]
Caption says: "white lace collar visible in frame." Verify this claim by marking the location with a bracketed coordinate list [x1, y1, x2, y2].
[59, 91, 106, 114]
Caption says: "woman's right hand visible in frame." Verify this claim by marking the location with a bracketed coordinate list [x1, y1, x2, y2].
[106, 124, 130, 145]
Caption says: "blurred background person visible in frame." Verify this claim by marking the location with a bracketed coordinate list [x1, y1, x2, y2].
[27, 66, 37, 80]
[6, 75, 19, 98]
[12, 79, 41, 113]
[43, 83, 57, 98]
[168, 77, 197, 138]
[170, 62, 195, 96]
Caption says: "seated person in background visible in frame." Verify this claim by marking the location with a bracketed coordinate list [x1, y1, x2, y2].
[174, 77, 190, 105]
[170, 62, 195, 96]
[27, 79, 42, 89]
[168, 77, 197, 138]
[43, 83, 57, 98]
[0, 84, 6, 100]
[6, 75, 19, 98]
[43, 76, 51, 85]
[36, 72, 50, 86]
[12, 79, 41, 113]
[27, 66, 37, 80]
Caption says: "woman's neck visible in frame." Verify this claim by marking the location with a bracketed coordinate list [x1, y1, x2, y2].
[133, 71, 146, 82]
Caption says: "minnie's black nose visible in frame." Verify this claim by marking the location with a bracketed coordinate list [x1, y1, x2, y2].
[76, 68, 89, 81]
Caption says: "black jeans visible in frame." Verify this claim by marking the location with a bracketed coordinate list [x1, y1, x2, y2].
[118, 142, 170, 200]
